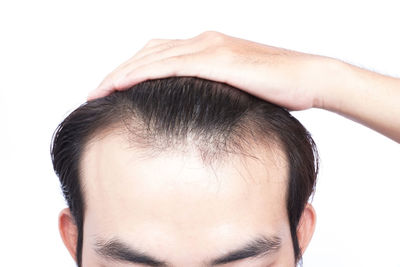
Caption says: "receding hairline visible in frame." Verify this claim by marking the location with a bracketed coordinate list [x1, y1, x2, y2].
[80, 116, 288, 174]
[81, 107, 287, 166]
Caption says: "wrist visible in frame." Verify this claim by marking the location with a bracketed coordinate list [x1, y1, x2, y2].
[310, 57, 350, 111]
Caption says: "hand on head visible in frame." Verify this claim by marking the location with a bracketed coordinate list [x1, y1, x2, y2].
[88, 31, 330, 111]
[88, 30, 400, 143]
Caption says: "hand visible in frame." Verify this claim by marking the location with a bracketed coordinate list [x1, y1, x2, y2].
[88, 31, 335, 111]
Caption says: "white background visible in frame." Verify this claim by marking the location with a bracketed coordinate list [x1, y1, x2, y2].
[1, 0, 399, 266]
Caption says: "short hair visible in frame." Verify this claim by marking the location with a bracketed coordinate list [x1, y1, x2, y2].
[50, 76, 319, 266]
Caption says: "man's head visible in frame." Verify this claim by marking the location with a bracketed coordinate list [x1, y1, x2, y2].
[51, 77, 318, 266]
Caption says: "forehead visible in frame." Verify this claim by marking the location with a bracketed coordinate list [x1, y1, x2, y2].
[80, 131, 289, 252]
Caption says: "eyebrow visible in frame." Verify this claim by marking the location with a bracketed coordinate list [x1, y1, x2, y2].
[94, 235, 281, 266]
[210, 235, 281, 265]
[94, 238, 167, 266]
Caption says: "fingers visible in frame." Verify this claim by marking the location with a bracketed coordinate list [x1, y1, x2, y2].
[143, 38, 172, 48]
[87, 31, 225, 101]
[123, 39, 184, 67]
[87, 54, 189, 101]
[87, 39, 176, 99]
[113, 53, 206, 91]
[91, 40, 205, 98]
[114, 40, 191, 81]
[134, 38, 185, 59]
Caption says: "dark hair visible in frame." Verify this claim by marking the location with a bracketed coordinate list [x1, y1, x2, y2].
[50, 76, 318, 266]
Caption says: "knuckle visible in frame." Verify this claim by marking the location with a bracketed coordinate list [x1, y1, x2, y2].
[200, 30, 221, 37]
[194, 31, 229, 52]
[198, 30, 224, 41]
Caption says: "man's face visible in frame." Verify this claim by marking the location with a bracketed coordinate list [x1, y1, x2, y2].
[79, 132, 297, 267]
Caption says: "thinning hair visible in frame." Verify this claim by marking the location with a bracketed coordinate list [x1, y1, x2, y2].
[50, 76, 318, 266]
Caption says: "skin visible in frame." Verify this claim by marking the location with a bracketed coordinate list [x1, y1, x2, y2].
[88, 30, 400, 143]
[59, 131, 316, 266]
